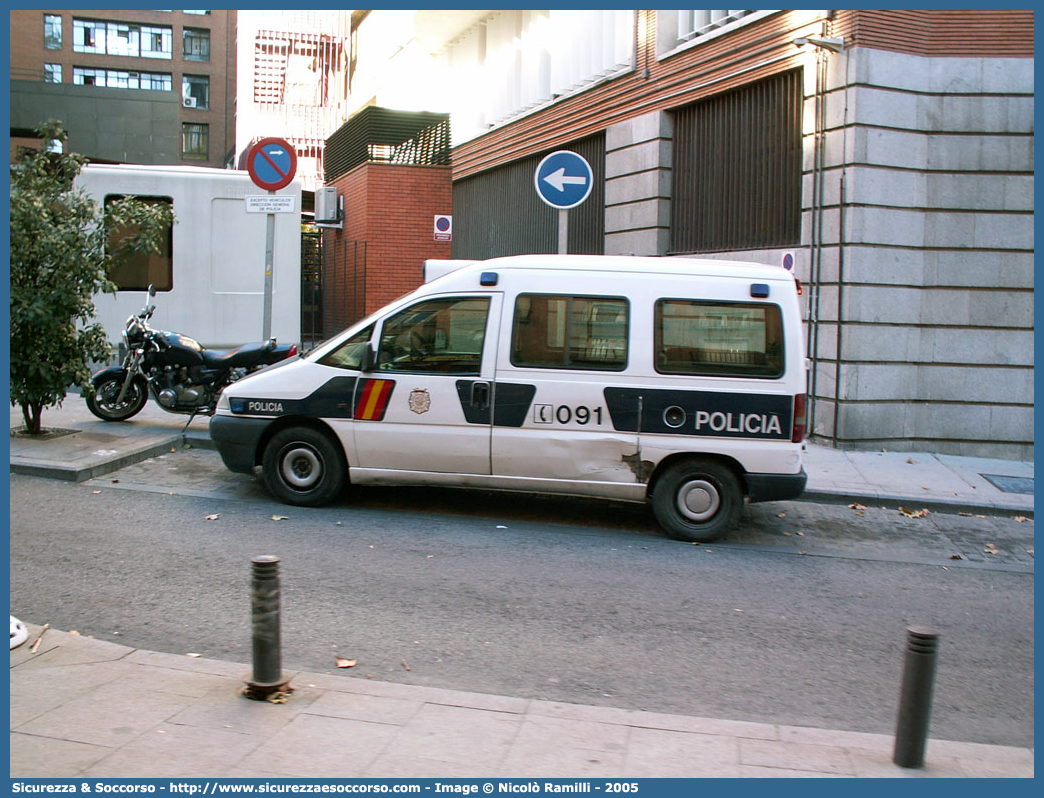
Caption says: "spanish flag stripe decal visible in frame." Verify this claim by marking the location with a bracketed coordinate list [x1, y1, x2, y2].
[355, 379, 394, 420]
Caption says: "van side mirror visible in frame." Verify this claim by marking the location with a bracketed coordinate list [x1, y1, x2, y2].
[361, 343, 376, 372]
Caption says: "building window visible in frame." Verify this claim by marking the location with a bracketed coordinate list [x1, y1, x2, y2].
[44, 63, 62, 83]
[656, 9, 762, 57]
[670, 69, 802, 253]
[44, 14, 62, 49]
[73, 67, 171, 91]
[73, 19, 106, 54]
[72, 18, 172, 59]
[511, 294, 628, 371]
[105, 22, 139, 57]
[183, 27, 210, 61]
[182, 122, 209, 159]
[140, 25, 173, 58]
[181, 74, 209, 109]
[183, 10, 210, 15]
[104, 195, 175, 292]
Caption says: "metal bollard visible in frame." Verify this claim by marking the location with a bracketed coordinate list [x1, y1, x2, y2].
[893, 626, 940, 768]
[244, 555, 292, 700]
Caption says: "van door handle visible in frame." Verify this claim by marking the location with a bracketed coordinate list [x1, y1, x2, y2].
[471, 381, 490, 409]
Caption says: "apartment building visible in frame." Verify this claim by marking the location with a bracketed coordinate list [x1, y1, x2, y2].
[9, 9, 235, 168]
[234, 10, 351, 193]
[344, 9, 1034, 458]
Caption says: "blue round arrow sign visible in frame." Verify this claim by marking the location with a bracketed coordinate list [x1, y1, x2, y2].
[535, 150, 593, 210]
[247, 137, 297, 191]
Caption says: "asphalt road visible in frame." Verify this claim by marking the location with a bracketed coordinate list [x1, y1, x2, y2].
[8, 448, 1035, 749]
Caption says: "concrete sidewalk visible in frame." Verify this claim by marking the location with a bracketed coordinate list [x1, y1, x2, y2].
[9, 399, 1034, 517]
[9, 625, 1035, 778]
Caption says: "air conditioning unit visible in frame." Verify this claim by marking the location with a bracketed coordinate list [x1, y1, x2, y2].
[314, 186, 340, 223]
[182, 96, 197, 108]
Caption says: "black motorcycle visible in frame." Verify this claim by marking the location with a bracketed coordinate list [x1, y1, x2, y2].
[86, 286, 297, 422]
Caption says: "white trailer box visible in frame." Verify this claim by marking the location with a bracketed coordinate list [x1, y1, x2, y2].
[76, 163, 301, 349]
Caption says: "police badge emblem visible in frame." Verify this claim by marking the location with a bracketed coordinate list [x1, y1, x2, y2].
[408, 388, 431, 414]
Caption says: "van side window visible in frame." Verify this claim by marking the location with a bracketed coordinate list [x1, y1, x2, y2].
[315, 324, 374, 370]
[512, 294, 628, 371]
[655, 300, 784, 378]
[377, 297, 490, 375]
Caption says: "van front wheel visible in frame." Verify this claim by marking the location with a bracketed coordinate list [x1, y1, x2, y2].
[262, 427, 346, 506]
[652, 459, 741, 542]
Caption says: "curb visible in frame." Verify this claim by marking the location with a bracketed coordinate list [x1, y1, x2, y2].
[9, 431, 216, 483]
[800, 489, 1034, 520]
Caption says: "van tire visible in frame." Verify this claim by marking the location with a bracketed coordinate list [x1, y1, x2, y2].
[652, 458, 741, 542]
[262, 427, 346, 507]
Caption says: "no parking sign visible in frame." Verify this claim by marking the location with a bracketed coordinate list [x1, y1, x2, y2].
[247, 137, 297, 191]
[434, 215, 452, 241]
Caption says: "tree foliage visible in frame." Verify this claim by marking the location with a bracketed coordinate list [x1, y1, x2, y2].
[10, 120, 175, 434]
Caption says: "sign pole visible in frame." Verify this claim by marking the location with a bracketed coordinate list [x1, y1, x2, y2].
[558, 209, 569, 255]
[262, 190, 276, 340]
[246, 137, 297, 343]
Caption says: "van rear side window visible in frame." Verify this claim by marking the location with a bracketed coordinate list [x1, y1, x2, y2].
[512, 294, 628, 371]
[655, 299, 784, 378]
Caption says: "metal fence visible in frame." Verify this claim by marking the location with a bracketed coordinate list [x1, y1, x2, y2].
[670, 69, 802, 253]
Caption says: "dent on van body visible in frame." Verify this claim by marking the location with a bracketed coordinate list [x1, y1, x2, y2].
[493, 430, 641, 484]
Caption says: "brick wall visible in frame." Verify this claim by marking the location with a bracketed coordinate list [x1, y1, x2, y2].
[325, 162, 453, 329]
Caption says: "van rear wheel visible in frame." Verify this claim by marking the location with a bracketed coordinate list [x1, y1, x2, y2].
[262, 426, 346, 507]
[652, 458, 741, 542]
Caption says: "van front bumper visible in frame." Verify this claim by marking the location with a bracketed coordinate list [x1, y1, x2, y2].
[209, 415, 271, 475]
[746, 469, 807, 504]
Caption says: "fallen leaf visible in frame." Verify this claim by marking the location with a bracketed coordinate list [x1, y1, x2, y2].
[734, 608, 743, 613]
[92, 490, 102, 495]
[949, 554, 963, 560]
[401, 659, 411, 671]
[848, 503, 867, 511]
[1026, 549, 1034, 555]
[204, 514, 219, 521]
[959, 512, 973, 517]
[111, 479, 120, 484]
[335, 521, 342, 526]
[186, 652, 201, 658]
[267, 691, 289, 704]
[899, 507, 930, 518]
[984, 547, 999, 555]
[1013, 516, 1029, 523]
[796, 531, 805, 536]
[782, 531, 791, 536]
[922, 486, 930, 490]
[907, 458, 918, 464]
[335, 657, 357, 668]
[426, 554, 434, 559]
[69, 630, 80, 636]
[777, 511, 787, 518]
[271, 515, 289, 521]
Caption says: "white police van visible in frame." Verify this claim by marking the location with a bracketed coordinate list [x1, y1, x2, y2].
[210, 254, 808, 542]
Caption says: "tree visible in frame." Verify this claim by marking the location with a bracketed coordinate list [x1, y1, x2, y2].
[9, 120, 175, 434]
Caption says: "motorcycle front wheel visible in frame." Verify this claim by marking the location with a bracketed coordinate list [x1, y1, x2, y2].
[86, 374, 148, 421]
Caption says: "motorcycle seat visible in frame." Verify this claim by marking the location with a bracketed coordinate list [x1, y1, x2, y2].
[202, 342, 270, 369]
